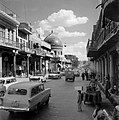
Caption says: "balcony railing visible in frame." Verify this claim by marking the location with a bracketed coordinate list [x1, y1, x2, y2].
[0, 36, 19, 49]
[35, 49, 46, 56]
[96, 21, 119, 49]
[19, 23, 32, 34]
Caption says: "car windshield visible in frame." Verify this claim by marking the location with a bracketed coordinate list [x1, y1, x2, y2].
[8, 88, 27, 95]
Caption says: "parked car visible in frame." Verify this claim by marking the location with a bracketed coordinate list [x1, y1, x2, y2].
[0, 81, 51, 113]
[60, 71, 65, 76]
[0, 77, 17, 96]
[29, 74, 46, 82]
[48, 72, 61, 79]
[73, 69, 80, 77]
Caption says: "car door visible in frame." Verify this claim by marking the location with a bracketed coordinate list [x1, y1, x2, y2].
[29, 85, 44, 109]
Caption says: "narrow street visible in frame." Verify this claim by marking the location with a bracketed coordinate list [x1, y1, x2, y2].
[0, 76, 95, 120]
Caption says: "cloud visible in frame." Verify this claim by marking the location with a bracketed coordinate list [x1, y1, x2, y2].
[46, 9, 88, 27]
[36, 9, 88, 38]
[98, 0, 102, 4]
[39, 9, 88, 30]
[63, 42, 88, 60]
[54, 26, 86, 38]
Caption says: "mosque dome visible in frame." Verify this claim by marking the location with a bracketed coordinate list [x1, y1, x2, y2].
[44, 34, 63, 49]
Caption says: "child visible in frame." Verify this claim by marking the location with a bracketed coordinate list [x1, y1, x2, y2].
[77, 90, 83, 112]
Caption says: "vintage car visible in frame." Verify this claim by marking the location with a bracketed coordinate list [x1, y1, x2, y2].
[65, 70, 75, 82]
[29, 75, 46, 82]
[48, 72, 61, 79]
[0, 77, 17, 96]
[0, 81, 51, 113]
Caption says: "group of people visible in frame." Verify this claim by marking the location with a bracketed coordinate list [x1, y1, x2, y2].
[77, 90, 108, 120]
[81, 71, 89, 81]
[76, 73, 119, 120]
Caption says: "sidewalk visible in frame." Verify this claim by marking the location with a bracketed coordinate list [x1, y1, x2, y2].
[78, 79, 115, 117]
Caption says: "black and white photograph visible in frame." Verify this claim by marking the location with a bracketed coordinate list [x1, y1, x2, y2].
[0, 0, 119, 120]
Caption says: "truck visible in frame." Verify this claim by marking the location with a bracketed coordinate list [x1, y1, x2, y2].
[65, 69, 75, 82]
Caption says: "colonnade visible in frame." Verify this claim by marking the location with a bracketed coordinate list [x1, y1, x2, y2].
[93, 52, 114, 90]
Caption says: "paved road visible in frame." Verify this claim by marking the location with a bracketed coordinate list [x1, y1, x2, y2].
[0, 76, 110, 120]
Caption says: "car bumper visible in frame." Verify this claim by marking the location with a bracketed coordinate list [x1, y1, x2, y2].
[0, 106, 30, 112]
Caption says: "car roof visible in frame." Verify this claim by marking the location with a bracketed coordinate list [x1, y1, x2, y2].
[8, 81, 43, 90]
[0, 77, 15, 81]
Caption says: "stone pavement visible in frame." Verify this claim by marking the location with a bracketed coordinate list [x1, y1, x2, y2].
[16, 76, 115, 118]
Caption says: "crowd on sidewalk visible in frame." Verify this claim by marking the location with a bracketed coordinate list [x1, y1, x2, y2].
[77, 71, 119, 120]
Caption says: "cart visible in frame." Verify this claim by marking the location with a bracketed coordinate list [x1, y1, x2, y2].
[65, 69, 75, 82]
[84, 81, 102, 106]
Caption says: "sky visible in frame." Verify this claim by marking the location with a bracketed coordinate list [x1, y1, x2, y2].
[6, 0, 101, 61]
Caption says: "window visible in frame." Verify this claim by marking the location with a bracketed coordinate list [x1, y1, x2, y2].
[6, 80, 11, 84]
[31, 87, 39, 97]
[8, 88, 27, 95]
[0, 26, 5, 38]
[39, 84, 44, 92]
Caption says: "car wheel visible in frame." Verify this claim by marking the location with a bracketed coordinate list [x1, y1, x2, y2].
[0, 91, 4, 97]
[9, 111, 15, 115]
[34, 105, 39, 114]
[45, 97, 49, 105]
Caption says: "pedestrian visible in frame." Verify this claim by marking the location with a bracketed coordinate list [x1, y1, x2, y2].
[81, 72, 85, 80]
[77, 90, 83, 112]
[105, 74, 111, 98]
[85, 71, 89, 81]
[92, 103, 105, 120]
[112, 105, 119, 120]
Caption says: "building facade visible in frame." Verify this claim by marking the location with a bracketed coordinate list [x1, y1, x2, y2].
[44, 33, 63, 72]
[87, 0, 119, 105]
[0, 1, 53, 78]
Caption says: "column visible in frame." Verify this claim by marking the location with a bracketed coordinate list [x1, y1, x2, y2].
[48, 59, 51, 73]
[98, 59, 101, 81]
[101, 58, 104, 84]
[5, 28, 8, 43]
[13, 50, 16, 77]
[34, 58, 36, 75]
[13, 29, 16, 42]
[0, 53, 2, 77]
[44, 60, 47, 75]
[110, 54, 114, 89]
[104, 56, 108, 78]
[9, 30, 12, 40]
[40, 57, 42, 74]
[27, 54, 30, 77]
[96, 60, 99, 75]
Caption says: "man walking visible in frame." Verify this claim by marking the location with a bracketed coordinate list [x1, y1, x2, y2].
[77, 90, 83, 112]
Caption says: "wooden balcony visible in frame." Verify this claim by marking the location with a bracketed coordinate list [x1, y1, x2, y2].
[86, 39, 97, 57]
[97, 21, 119, 50]
[19, 23, 32, 34]
[0, 36, 19, 50]
[17, 37, 35, 54]
[35, 49, 46, 57]
[103, 0, 119, 22]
